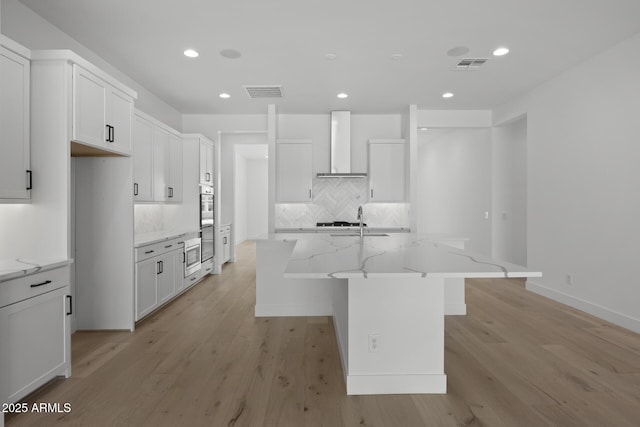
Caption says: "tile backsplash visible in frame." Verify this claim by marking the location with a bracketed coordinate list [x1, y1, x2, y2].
[276, 177, 410, 228]
[134, 205, 164, 234]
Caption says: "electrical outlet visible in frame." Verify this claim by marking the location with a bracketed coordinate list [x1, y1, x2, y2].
[368, 334, 381, 353]
[565, 274, 573, 285]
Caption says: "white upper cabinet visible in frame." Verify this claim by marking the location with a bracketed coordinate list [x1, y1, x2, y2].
[368, 139, 406, 202]
[168, 133, 183, 202]
[0, 39, 31, 201]
[277, 139, 313, 203]
[132, 110, 183, 203]
[199, 140, 214, 186]
[72, 64, 133, 156]
[132, 115, 154, 201]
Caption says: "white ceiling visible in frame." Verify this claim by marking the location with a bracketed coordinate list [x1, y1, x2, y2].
[17, 0, 640, 115]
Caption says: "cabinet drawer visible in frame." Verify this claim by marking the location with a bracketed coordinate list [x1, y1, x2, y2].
[135, 238, 184, 262]
[0, 266, 69, 308]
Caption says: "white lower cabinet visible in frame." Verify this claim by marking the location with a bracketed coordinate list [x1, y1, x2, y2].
[0, 265, 71, 407]
[220, 224, 232, 264]
[135, 237, 192, 321]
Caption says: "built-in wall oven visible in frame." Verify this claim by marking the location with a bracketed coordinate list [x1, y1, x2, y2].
[184, 237, 202, 276]
[200, 186, 214, 262]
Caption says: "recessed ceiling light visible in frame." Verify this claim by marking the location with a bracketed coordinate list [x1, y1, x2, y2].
[220, 49, 242, 59]
[493, 47, 509, 56]
[184, 49, 199, 58]
[418, 127, 429, 131]
[337, 93, 348, 99]
[442, 92, 454, 98]
[390, 53, 403, 60]
[219, 93, 230, 99]
[325, 53, 337, 60]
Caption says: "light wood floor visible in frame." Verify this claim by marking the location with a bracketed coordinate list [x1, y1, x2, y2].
[6, 241, 640, 426]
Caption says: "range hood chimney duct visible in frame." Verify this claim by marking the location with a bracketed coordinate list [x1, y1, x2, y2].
[317, 111, 367, 178]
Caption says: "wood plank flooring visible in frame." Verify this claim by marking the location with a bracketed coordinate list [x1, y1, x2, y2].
[6, 241, 640, 426]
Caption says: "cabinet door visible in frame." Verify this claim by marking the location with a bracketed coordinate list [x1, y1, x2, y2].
[133, 116, 154, 201]
[369, 142, 405, 202]
[73, 65, 107, 148]
[135, 258, 157, 321]
[175, 250, 185, 293]
[168, 133, 183, 202]
[152, 127, 170, 202]
[107, 88, 134, 154]
[0, 47, 30, 200]
[200, 140, 214, 185]
[156, 252, 176, 305]
[277, 142, 312, 202]
[0, 287, 70, 404]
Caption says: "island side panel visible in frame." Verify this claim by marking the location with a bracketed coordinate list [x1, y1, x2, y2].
[441, 240, 466, 315]
[345, 277, 446, 395]
[255, 239, 339, 316]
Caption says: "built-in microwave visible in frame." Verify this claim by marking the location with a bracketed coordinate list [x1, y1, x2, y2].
[184, 238, 202, 276]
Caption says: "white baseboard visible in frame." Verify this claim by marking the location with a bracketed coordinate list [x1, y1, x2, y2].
[254, 303, 333, 317]
[526, 280, 640, 334]
[346, 373, 447, 395]
[445, 303, 467, 315]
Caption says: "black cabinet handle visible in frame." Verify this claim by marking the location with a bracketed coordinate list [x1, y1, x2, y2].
[168, 187, 173, 198]
[111, 126, 115, 142]
[160, 261, 164, 274]
[371, 189, 373, 198]
[165, 244, 173, 249]
[134, 183, 139, 196]
[205, 172, 211, 182]
[26, 170, 33, 190]
[156, 261, 161, 275]
[145, 250, 155, 254]
[30, 279, 52, 288]
[223, 236, 227, 244]
[66, 295, 73, 315]
[190, 277, 196, 282]
[309, 189, 312, 198]
[183, 252, 186, 263]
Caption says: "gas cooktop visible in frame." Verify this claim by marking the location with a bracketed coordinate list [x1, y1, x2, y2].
[316, 221, 367, 227]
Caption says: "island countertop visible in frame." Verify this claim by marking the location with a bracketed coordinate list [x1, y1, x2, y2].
[282, 233, 541, 279]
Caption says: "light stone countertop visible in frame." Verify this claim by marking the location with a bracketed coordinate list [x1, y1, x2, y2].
[134, 229, 200, 247]
[0, 258, 73, 283]
[279, 234, 540, 280]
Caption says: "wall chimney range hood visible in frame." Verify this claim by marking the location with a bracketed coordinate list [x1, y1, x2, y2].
[317, 111, 367, 178]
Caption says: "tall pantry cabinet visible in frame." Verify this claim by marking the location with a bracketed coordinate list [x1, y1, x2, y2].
[30, 49, 137, 331]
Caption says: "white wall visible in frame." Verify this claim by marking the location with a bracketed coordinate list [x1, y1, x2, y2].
[234, 152, 248, 243]
[0, 0, 182, 129]
[417, 128, 492, 255]
[492, 117, 527, 265]
[246, 158, 268, 239]
[494, 32, 640, 332]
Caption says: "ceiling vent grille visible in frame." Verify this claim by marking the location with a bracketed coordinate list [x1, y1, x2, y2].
[453, 58, 488, 71]
[243, 85, 284, 98]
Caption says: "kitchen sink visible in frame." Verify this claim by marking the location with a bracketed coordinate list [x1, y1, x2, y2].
[330, 233, 389, 237]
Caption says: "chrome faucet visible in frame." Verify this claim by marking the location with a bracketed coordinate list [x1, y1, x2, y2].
[357, 206, 364, 239]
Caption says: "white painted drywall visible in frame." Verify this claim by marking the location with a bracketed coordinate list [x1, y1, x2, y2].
[417, 128, 492, 255]
[0, 0, 182, 129]
[492, 117, 527, 265]
[246, 158, 268, 239]
[494, 32, 640, 332]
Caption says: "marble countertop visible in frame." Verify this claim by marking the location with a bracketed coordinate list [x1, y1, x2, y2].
[257, 232, 469, 243]
[134, 229, 199, 247]
[275, 227, 410, 234]
[0, 258, 73, 283]
[282, 234, 541, 279]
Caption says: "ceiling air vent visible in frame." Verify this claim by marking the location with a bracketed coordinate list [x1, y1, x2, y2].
[243, 85, 284, 98]
[453, 58, 488, 71]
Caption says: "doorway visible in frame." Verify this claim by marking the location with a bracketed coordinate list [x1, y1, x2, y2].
[234, 143, 268, 244]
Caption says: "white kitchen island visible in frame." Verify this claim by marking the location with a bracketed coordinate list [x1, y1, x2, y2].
[255, 233, 541, 395]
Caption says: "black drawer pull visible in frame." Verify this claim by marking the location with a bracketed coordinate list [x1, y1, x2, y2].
[145, 250, 155, 254]
[26, 170, 33, 190]
[206, 268, 211, 272]
[191, 277, 196, 281]
[30, 280, 52, 288]
[165, 244, 173, 248]
[66, 295, 73, 315]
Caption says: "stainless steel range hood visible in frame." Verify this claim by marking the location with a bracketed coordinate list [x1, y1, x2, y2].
[317, 111, 367, 178]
